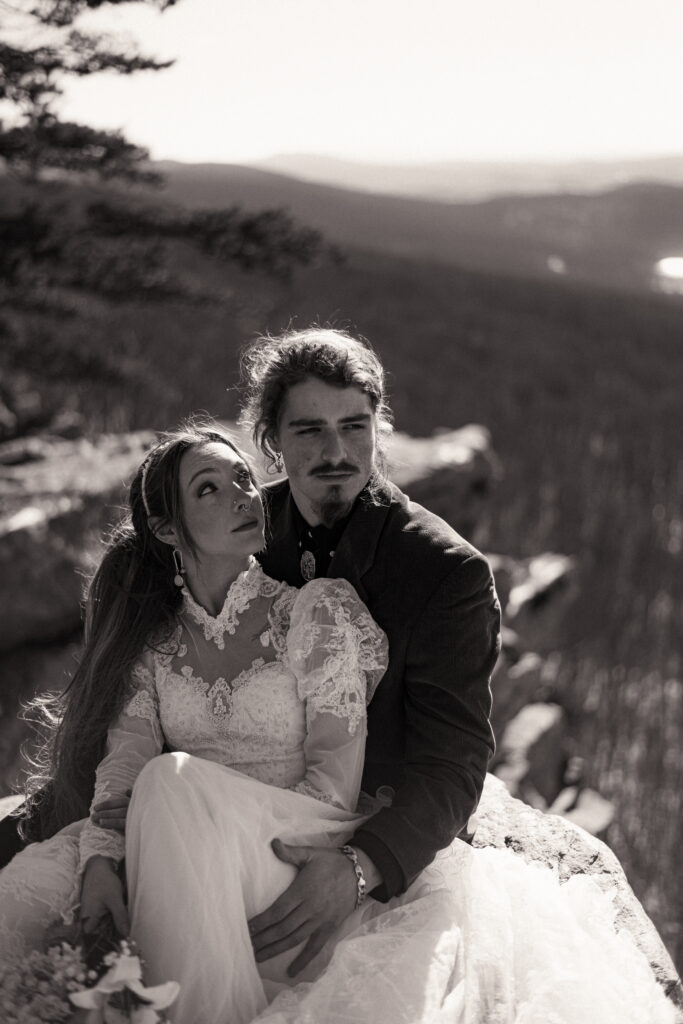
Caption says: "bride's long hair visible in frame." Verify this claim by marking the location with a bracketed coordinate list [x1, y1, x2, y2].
[21, 418, 249, 841]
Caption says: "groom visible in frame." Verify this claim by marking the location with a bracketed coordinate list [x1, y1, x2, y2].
[241, 327, 501, 975]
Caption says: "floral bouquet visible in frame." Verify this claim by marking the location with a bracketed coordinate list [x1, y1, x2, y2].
[0, 932, 179, 1024]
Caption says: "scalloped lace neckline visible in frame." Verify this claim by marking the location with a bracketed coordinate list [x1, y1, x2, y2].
[181, 557, 268, 649]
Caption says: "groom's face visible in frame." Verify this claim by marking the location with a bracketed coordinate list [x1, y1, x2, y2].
[275, 377, 377, 527]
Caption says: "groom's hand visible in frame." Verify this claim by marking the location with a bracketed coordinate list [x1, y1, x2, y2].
[248, 839, 363, 976]
[92, 789, 132, 833]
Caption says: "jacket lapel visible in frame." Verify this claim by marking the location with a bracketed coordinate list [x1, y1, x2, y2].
[328, 481, 394, 601]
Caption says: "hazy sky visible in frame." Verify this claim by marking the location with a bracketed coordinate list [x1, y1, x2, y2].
[53, 0, 683, 165]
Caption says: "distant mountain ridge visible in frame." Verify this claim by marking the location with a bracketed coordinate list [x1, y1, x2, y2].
[156, 161, 683, 294]
[254, 153, 683, 202]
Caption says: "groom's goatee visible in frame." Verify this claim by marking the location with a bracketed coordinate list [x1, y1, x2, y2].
[318, 494, 352, 528]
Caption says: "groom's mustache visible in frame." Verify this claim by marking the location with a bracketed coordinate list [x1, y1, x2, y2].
[310, 461, 358, 477]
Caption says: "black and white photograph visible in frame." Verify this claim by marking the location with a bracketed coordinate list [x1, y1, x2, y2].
[1, 1, 682, 1021]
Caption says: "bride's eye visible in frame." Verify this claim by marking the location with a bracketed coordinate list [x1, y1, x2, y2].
[197, 481, 217, 497]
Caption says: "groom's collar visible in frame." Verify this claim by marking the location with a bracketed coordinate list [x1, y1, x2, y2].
[260, 477, 395, 598]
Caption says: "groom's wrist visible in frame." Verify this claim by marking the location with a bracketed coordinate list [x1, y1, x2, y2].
[347, 845, 383, 894]
[349, 830, 404, 901]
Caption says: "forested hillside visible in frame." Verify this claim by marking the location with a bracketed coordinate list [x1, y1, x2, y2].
[158, 161, 683, 294]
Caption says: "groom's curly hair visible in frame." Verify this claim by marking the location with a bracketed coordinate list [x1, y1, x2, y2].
[238, 326, 393, 484]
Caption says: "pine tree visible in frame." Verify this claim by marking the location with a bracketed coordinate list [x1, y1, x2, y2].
[0, 1, 335, 444]
[0, 0, 176, 181]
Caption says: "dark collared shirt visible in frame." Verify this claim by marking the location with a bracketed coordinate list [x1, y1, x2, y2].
[290, 499, 353, 584]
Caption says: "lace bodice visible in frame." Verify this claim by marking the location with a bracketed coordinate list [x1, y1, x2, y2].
[79, 561, 388, 869]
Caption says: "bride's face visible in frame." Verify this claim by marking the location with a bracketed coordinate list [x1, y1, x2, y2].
[178, 442, 264, 559]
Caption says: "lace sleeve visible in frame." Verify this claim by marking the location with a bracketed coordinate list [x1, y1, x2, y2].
[78, 650, 163, 872]
[286, 579, 389, 810]
[288, 578, 389, 730]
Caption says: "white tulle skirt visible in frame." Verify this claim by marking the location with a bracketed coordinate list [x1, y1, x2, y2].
[126, 753, 677, 1024]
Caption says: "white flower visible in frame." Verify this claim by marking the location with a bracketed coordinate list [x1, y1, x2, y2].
[70, 953, 179, 1023]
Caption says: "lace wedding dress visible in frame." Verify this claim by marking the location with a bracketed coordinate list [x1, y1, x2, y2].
[0, 560, 676, 1024]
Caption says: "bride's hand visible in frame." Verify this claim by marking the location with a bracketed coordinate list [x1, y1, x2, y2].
[80, 855, 130, 938]
[248, 839, 363, 976]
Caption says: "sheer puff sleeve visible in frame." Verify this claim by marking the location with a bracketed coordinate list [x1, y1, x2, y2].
[78, 650, 163, 873]
[286, 578, 388, 812]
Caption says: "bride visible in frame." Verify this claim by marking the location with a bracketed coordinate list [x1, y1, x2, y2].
[0, 420, 676, 1023]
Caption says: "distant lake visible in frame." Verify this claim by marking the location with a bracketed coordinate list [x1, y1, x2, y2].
[653, 256, 683, 294]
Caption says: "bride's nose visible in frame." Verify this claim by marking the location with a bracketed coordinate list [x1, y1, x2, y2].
[231, 483, 252, 512]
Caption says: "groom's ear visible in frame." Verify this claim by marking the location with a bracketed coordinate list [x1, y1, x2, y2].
[148, 517, 178, 547]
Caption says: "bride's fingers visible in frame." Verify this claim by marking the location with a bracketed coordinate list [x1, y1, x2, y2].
[106, 891, 130, 938]
[80, 913, 97, 935]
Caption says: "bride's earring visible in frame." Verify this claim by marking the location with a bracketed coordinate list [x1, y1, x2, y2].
[273, 452, 283, 473]
[172, 548, 186, 588]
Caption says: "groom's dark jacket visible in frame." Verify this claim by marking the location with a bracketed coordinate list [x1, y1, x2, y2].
[258, 477, 501, 902]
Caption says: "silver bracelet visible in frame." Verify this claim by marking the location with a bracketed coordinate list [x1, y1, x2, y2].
[340, 844, 367, 908]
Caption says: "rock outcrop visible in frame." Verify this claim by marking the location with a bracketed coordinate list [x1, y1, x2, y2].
[0, 432, 155, 652]
[472, 774, 682, 1013]
[388, 424, 501, 546]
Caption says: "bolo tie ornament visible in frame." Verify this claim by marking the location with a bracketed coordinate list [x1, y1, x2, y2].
[300, 549, 316, 582]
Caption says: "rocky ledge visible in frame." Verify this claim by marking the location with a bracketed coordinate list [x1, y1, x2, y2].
[472, 774, 682, 1013]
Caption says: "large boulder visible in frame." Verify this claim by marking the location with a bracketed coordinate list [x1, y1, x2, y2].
[387, 424, 501, 545]
[504, 552, 578, 653]
[548, 783, 616, 836]
[472, 773, 683, 1013]
[490, 647, 546, 738]
[492, 701, 567, 807]
[0, 432, 155, 652]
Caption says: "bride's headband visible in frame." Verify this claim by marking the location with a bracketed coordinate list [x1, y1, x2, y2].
[140, 440, 172, 519]
[140, 451, 155, 518]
